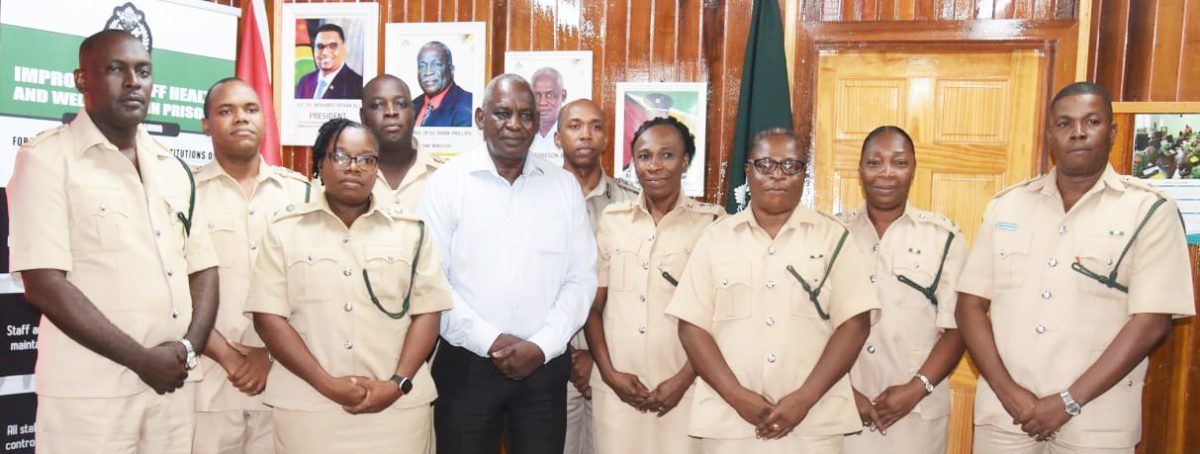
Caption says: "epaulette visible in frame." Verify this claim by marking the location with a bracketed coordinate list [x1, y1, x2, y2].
[389, 211, 424, 225]
[911, 208, 960, 233]
[816, 209, 847, 226]
[271, 165, 310, 183]
[993, 175, 1044, 199]
[269, 201, 318, 223]
[602, 200, 637, 215]
[1119, 175, 1171, 198]
[688, 200, 725, 220]
[835, 208, 864, 223]
[20, 126, 65, 150]
[612, 178, 642, 196]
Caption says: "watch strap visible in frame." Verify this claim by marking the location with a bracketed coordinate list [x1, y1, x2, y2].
[390, 374, 412, 394]
[914, 374, 935, 394]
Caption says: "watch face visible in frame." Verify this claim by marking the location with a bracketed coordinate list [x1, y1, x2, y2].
[186, 355, 198, 370]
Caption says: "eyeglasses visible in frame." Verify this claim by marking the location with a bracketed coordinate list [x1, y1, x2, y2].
[749, 158, 806, 176]
[362, 221, 426, 319]
[329, 151, 379, 170]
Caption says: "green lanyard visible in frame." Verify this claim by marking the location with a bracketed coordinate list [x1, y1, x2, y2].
[173, 156, 196, 237]
[1069, 197, 1171, 294]
[785, 228, 850, 321]
[895, 232, 955, 306]
[363, 220, 425, 319]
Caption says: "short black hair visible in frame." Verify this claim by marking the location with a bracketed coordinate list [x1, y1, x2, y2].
[202, 77, 244, 119]
[312, 118, 371, 178]
[79, 29, 144, 64]
[315, 23, 345, 43]
[1050, 82, 1114, 119]
[749, 128, 807, 163]
[630, 116, 696, 160]
[861, 125, 915, 156]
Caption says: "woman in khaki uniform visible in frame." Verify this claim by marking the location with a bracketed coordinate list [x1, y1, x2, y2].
[839, 126, 967, 454]
[245, 119, 453, 453]
[666, 129, 880, 453]
[584, 117, 722, 454]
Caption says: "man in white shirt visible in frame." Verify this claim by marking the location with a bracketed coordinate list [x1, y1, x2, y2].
[529, 67, 567, 165]
[420, 74, 597, 454]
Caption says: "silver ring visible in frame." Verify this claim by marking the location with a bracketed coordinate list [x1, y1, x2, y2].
[772, 423, 781, 430]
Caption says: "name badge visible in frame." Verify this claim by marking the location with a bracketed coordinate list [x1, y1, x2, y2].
[995, 221, 1019, 232]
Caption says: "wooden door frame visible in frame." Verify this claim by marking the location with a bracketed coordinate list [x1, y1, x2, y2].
[791, 20, 1080, 177]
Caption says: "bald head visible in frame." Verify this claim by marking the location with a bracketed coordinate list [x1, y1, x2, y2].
[482, 74, 533, 107]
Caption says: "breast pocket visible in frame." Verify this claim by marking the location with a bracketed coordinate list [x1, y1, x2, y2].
[73, 189, 132, 252]
[364, 245, 415, 310]
[206, 215, 239, 268]
[606, 246, 640, 292]
[285, 249, 341, 304]
[655, 249, 691, 290]
[788, 261, 828, 319]
[1075, 234, 1128, 302]
[714, 264, 752, 321]
[993, 229, 1033, 290]
[891, 250, 941, 308]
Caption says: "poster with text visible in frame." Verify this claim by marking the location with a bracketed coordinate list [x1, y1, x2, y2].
[504, 51, 593, 165]
[280, 3, 378, 146]
[385, 22, 486, 157]
[614, 82, 707, 197]
[1133, 113, 1200, 243]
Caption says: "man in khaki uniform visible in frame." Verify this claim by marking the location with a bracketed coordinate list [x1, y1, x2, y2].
[193, 78, 312, 454]
[557, 99, 639, 454]
[245, 120, 453, 453]
[8, 29, 219, 453]
[840, 127, 968, 454]
[361, 74, 443, 215]
[585, 117, 720, 454]
[957, 82, 1195, 453]
[667, 130, 880, 453]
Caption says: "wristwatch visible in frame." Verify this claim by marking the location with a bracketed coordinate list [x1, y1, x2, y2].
[1060, 390, 1082, 416]
[914, 374, 935, 394]
[390, 374, 413, 394]
[178, 339, 198, 370]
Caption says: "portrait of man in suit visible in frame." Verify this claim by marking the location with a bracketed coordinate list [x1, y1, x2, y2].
[413, 41, 474, 127]
[295, 23, 364, 100]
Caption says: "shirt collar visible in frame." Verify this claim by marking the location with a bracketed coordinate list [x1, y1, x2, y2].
[465, 146, 546, 179]
[196, 154, 276, 185]
[582, 171, 614, 201]
[423, 83, 452, 109]
[373, 144, 439, 190]
[633, 187, 690, 218]
[1031, 163, 1125, 198]
[732, 202, 822, 232]
[306, 187, 388, 223]
[70, 110, 170, 160]
[319, 63, 345, 84]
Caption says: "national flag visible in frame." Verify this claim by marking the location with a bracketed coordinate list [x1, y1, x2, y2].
[726, 0, 793, 213]
[235, 0, 281, 165]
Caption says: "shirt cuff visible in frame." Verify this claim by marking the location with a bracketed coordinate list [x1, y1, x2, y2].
[469, 324, 503, 359]
[527, 328, 565, 365]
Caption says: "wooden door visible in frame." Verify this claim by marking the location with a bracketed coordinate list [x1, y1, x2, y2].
[813, 49, 1046, 452]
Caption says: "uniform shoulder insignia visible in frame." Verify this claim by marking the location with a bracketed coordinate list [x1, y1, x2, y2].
[272, 165, 310, 182]
[20, 126, 64, 150]
[603, 200, 636, 215]
[1119, 176, 1170, 198]
[689, 201, 725, 218]
[269, 201, 318, 223]
[835, 208, 863, 222]
[612, 178, 642, 195]
[912, 208, 960, 233]
[993, 175, 1043, 199]
[390, 212, 423, 224]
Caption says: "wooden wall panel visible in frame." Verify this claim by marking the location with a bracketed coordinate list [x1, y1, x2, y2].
[1091, 0, 1200, 102]
[815, 0, 1072, 20]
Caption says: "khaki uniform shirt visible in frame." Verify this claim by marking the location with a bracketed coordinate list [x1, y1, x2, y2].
[573, 172, 640, 350]
[594, 194, 723, 387]
[373, 147, 443, 217]
[193, 158, 311, 412]
[244, 195, 454, 412]
[665, 206, 881, 439]
[839, 206, 966, 420]
[958, 165, 1195, 448]
[8, 111, 218, 398]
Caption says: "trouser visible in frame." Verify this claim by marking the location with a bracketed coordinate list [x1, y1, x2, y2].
[842, 413, 947, 454]
[36, 385, 194, 454]
[973, 424, 1134, 454]
[700, 433, 842, 454]
[273, 404, 432, 453]
[564, 381, 594, 454]
[432, 341, 571, 454]
[193, 409, 275, 454]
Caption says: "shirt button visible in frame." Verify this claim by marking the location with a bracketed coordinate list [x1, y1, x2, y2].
[913, 262, 920, 269]
[766, 281, 775, 289]
[392, 206, 404, 214]
[638, 325, 646, 334]
[154, 229, 161, 237]
[343, 235, 351, 243]
[165, 267, 174, 277]
[1058, 225, 1068, 235]
[1127, 380, 1134, 387]
[767, 353, 777, 363]
[1048, 257, 1057, 267]
[1036, 324, 1046, 334]
[639, 294, 646, 302]
[286, 204, 295, 212]
[248, 206, 256, 215]
[767, 246, 776, 255]
[1041, 290, 1052, 300]
[343, 267, 353, 277]
[344, 339, 354, 349]
[648, 234, 655, 241]
[766, 317, 775, 327]
[1106, 257, 1114, 266]
[869, 275, 878, 284]
[171, 308, 180, 319]
[872, 243, 879, 252]
[99, 203, 108, 212]
[642, 261, 649, 270]
[344, 303, 353, 312]
[249, 240, 258, 250]
[866, 345, 876, 354]
[308, 255, 315, 262]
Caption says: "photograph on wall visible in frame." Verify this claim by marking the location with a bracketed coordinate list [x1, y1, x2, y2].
[385, 22, 486, 156]
[280, 2, 378, 146]
[614, 82, 708, 197]
[504, 51, 593, 165]
[1132, 113, 1200, 243]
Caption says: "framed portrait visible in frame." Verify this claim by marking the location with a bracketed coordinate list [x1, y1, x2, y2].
[614, 82, 708, 197]
[504, 51, 594, 165]
[280, 3, 378, 146]
[385, 22, 486, 157]
[1114, 102, 1200, 244]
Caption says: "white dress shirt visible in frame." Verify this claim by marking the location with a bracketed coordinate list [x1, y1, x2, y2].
[419, 147, 597, 362]
[313, 63, 345, 99]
